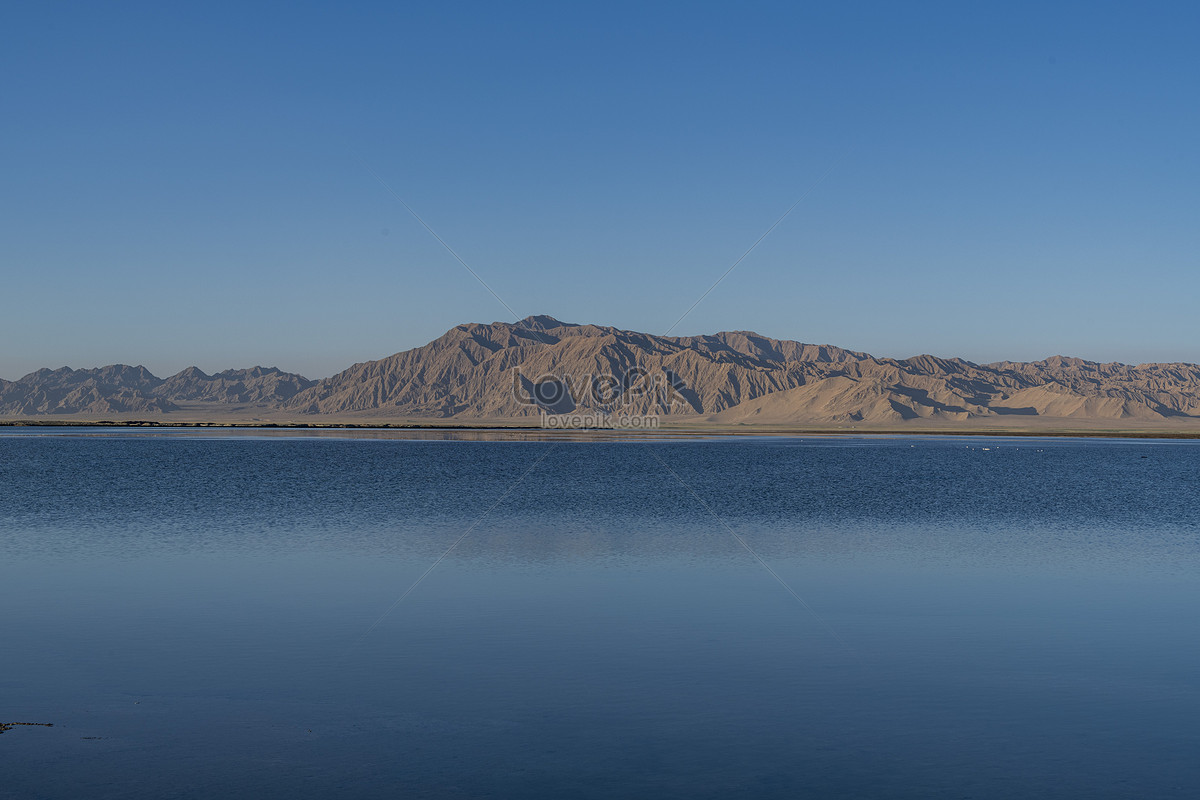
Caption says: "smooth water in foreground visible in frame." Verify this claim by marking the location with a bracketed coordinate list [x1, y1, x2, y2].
[2, 430, 1199, 798]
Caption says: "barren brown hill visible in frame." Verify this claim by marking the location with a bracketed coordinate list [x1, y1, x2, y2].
[0, 365, 312, 415]
[156, 366, 315, 404]
[5, 316, 1200, 425]
[283, 316, 864, 417]
[0, 365, 176, 415]
[283, 315, 1200, 424]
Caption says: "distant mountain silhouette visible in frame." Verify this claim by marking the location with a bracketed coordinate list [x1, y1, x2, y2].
[4, 315, 1199, 423]
[0, 365, 312, 415]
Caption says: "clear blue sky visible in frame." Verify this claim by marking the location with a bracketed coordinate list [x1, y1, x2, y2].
[3, 1, 1197, 379]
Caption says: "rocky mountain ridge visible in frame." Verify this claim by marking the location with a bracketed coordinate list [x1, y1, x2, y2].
[3, 315, 1199, 423]
[0, 365, 313, 416]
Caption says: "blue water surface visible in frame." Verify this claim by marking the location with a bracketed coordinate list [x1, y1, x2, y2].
[2, 430, 1198, 798]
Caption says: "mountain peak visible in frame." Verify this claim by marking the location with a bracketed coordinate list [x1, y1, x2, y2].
[515, 314, 570, 331]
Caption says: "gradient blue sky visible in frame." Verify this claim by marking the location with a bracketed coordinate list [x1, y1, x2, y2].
[3, 1, 1198, 379]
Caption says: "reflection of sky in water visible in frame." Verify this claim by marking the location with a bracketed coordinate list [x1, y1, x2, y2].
[2, 434, 1199, 798]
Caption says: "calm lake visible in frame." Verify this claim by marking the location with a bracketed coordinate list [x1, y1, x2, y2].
[2, 429, 1199, 798]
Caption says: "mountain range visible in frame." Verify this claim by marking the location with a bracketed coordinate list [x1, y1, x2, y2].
[4, 315, 1200, 426]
